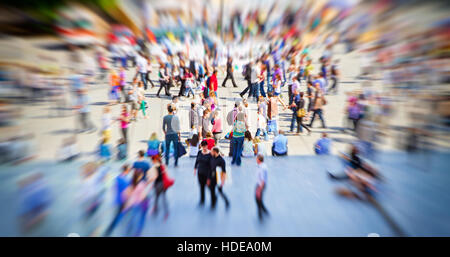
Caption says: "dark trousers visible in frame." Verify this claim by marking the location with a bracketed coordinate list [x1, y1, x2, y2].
[121, 127, 128, 144]
[165, 134, 179, 166]
[240, 80, 252, 98]
[271, 145, 287, 156]
[256, 185, 268, 219]
[290, 110, 297, 132]
[104, 203, 124, 236]
[296, 116, 310, 133]
[178, 79, 186, 96]
[231, 136, 244, 165]
[157, 80, 171, 96]
[250, 82, 259, 101]
[288, 84, 293, 105]
[153, 182, 168, 215]
[222, 72, 237, 87]
[309, 109, 326, 128]
[328, 77, 338, 93]
[198, 173, 217, 207]
[145, 73, 155, 88]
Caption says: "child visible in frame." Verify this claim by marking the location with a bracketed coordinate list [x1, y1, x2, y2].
[253, 136, 267, 156]
[202, 132, 215, 150]
[147, 133, 161, 157]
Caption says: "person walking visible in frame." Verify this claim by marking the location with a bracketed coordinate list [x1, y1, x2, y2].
[328, 59, 340, 94]
[293, 92, 311, 135]
[210, 147, 229, 209]
[255, 154, 269, 220]
[222, 57, 238, 88]
[136, 53, 148, 90]
[162, 105, 181, 166]
[231, 112, 248, 166]
[157, 63, 171, 97]
[308, 84, 327, 128]
[194, 141, 215, 207]
[240, 61, 253, 98]
[148, 155, 170, 220]
[250, 60, 261, 102]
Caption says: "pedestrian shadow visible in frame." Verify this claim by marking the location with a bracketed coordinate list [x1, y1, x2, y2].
[91, 101, 110, 106]
[48, 129, 77, 135]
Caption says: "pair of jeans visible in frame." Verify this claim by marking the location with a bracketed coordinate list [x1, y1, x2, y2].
[271, 145, 287, 156]
[165, 134, 179, 166]
[267, 119, 278, 136]
[139, 72, 147, 90]
[255, 128, 268, 141]
[290, 110, 297, 132]
[259, 81, 266, 97]
[157, 80, 171, 96]
[328, 77, 338, 93]
[184, 87, 195, 98]
[309, 109, 326, 128]
[250, 82, 259, 101]
[231, 136, 244, 166]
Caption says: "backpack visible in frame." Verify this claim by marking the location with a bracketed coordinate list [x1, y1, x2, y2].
[226, 109, 235, 126]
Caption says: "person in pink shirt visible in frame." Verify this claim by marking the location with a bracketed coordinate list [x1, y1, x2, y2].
[211, 110, 223, 144]
[118, 104, 130, 144]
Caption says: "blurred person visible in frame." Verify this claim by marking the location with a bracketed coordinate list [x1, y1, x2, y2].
[231, 112, 248, 166]
[137, 81, 148, 119]
[293, 91, 311, 135]
[200, 109, 212, 140]
[17, 172, 52, 231]
[98, 138, 112, 161]
[308, 84, 327, 129]
[211, 110, 223, 144]
[242, 131, 255, 157]
[253, 136, 266, 156]
[256, 96, 269, 141]
[96, 50, 109, 82]
[157, 63, 171, 97]
[145, 57, 155, 88]
[194, 141, 215, 207]
[117, 138, 127, 161]
[189, 102, 200, 138]
[188, 134, 200, 157]
[240, 60, 253, 98]
[211, 147, 229, 209]
[148, 154, 172, 220]
[104, 164, 131, 236]
[202, 132, 216, 151]
[258, 61, 267, 98]
[250, 60, 262, 102]
[328, 59, 340, 94]
[222, 56, 238, 88]
[109, 70, 120, 104]
[267, 92, 287, 136]
[262, 54, 272, 92]
[119, 67, 127, 96]
[101, 106, 113, 144]
[184, 67, 196, 98]
[118, 104, 130, 144]
[315, 133, 331, 155]
[74, 88, 95, 133]
[57, 136, 80, 162]
[145, 132, 161, 157]
[132, 150, 151, 181]
[272, 130, 288, 156]
[255, 154, 269, 220]
[162, 104, 180, 166]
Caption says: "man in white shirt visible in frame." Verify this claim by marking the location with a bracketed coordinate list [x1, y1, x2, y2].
[136, 53, 149, 90]
[250, 61, 261, 101]
[255, 154, 269, 220]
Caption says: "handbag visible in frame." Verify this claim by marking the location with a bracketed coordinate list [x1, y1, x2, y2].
[297, 108, 306, 118]
[177, 142, 187, 157]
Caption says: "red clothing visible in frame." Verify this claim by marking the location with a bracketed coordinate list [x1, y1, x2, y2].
[210, 74, 218, 92]
[202, 138, 215, 150]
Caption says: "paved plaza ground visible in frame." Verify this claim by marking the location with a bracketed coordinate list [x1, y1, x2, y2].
[0, 42, 449, 237]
